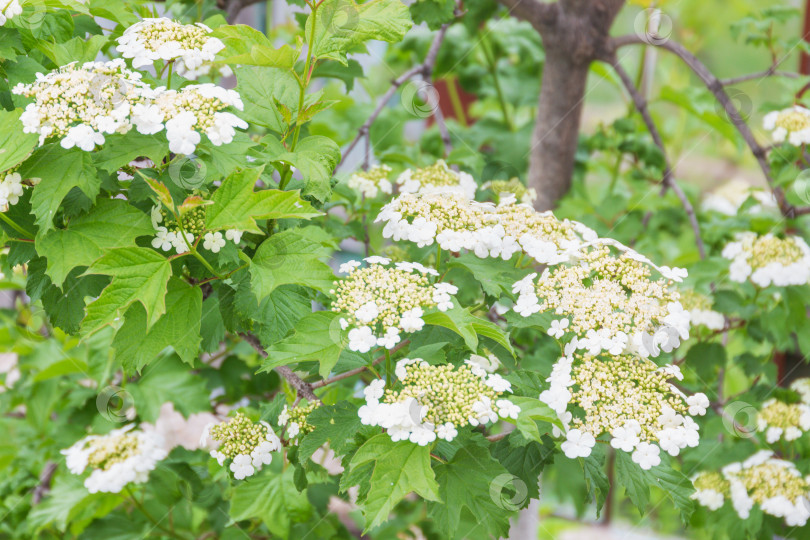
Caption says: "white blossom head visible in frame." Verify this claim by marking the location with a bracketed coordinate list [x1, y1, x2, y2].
[206, 412, 281, 479]
[721, 232, 810, 287]
[396, 160, 477, 199]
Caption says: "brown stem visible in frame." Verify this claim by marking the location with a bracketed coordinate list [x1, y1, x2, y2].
[241, 332, 319, 401]
[612, 59, 707, 259]
[311, 340, 410, 389]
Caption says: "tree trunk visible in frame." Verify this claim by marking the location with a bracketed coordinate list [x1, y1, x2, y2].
[498, 0, 626, 210]
[530, 50, 590, 210]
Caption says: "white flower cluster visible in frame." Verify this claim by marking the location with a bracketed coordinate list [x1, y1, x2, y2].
[791, 378, 810, 403]
[513, 243, 690, 358]
[694, 451, 810, 526]
[397, 160, 477, 199]
[0, 0, 21, 26]
[116, 18, 225, 76]
[358, 359, 518, 445]
[0, 169, 34, 212]
[151, 204, 242, 255]
[481, 178, 537, 205]
[201, 412, 281, 480]
[763, 106, 810, 146]
[701, 179, 777, 216]
[13, 59, 246, 155]
[137, 83, 247, 155]
[13, 60, 153, 149]
[278, 401, 320, 440]
[545, 350, 706, 469]
[61, 424, 168, 493]
[332, 258, 455, 353]
[494, 201, 597, 265]
[679, 290, 724, 331]
[756, 398, 810, 443]
[347, 165, 393, 198]
[722, 232, 810, 287]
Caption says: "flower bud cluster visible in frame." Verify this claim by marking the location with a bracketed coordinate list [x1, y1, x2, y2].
[202, 412, 281, 480]
[481, 178, 537, 205]
[358, 359, 519, 445]
[694, 451, 810, 526]
[544, 348, 705, 470]
[331, 257, 454, 352]
[61, 424, 167, 493]
[116, 18, 225, 76]
[396, 160, 477, 199]
[347, 165, 393, 198]
[514, 243, 690, 358]
[150, 204, 241, 255]
[756, 398, 810, 443]
[763, 106, 810, 146]
[722, 232, 810, 287]
[679, 290, 724, 331]
[12, 60, 153, 148]
[278, 401, 320, 440]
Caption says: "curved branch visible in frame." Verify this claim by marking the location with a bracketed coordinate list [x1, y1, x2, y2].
[338, 24, 450, 169]
[721, 68, 799, 86]
[241, 332, 319, 401]
[611, 35, 796, 216]
[611, 59, 707, 259]
[311, 340, 410, 389]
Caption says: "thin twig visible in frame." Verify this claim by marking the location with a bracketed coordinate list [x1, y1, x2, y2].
[720, 67, 798, 86]
[241, 332, 320, 401]
[611, 35, 804, 218]
[612, 59, 707, 258]
[338, 24, 451, 169]
[311, 340, 410, 389]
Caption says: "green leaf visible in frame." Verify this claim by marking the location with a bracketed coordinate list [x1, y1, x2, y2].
[212, 25, 298, 68]
[92, 133, 169, 174]
[263, 135, 341, 202]
[349, 434, 439, 531]
[258, 311, 346, 378]
[113, 279, 203, 372]
[649, 460, 696, 523]
[81, 247, 172, 336]
[306, 0, 413, 64]
[235, 66, 300, 133]
[0, 108, 39, 172]
[615, 450, 650, 512]
[429, 443, 513, 538]
[128, 355, 209, 422]
[580, 445, 610, 515]
[449, 254, 529, 297]
[249, 229, 335, 301]
[37, 34, 107, 66]
[205, 167, 320, 233]
[299, 402, 364, 462]
[508, 396, 561, 442]
[238, 284, 312, 347]
[16, 145, 100, 235]
[36, 199, 153, 287]
[229, 468, 311, 539]
[423, 305, 513, 356]
[423, 307, 478, 351]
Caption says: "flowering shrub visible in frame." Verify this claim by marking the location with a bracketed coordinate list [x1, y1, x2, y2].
[0, 2, 809, 540]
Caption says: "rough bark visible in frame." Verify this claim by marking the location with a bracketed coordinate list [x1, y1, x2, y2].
[499, 0, 626, 210]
